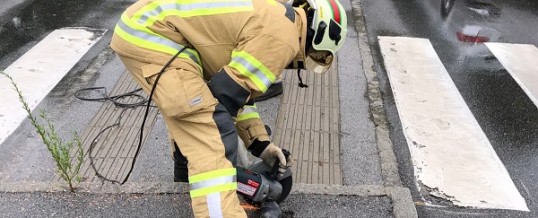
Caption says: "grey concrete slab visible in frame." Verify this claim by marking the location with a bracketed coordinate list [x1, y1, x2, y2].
[338, 0, 383, 186]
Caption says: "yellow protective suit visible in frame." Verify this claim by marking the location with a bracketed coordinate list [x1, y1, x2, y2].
[110, 0, 307, 217]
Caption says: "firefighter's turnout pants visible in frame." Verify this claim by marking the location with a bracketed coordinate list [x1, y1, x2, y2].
[111, 0, 306, 217]
[119, 57, 245, 217]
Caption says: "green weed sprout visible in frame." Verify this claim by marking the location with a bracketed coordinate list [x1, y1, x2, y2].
[1, 71, 83, 192]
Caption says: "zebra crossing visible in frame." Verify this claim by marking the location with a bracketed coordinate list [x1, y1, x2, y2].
[485, 42, 538, 107]
[0, 28, 105, 146]
[1, 27, 536, 212]
[378, 36, 537, 211]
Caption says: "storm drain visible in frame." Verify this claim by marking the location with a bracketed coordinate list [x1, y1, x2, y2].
[54, 71, 159, 183]
[273, 60, 341, 185]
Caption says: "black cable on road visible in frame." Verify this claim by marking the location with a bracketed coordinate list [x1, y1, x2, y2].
[75, 47, 185, 185]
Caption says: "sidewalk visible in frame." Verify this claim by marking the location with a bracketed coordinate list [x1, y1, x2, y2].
[0, 0, 417, 217]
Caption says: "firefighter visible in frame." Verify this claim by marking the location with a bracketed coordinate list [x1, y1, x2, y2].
[110, 0, 347, 217]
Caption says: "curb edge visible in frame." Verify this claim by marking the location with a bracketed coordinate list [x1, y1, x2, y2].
[350, 0, 418, 217]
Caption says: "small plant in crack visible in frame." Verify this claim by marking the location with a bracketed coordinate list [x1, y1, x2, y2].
[1, 71, 83, 192]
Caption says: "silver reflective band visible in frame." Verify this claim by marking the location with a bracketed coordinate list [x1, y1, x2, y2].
[190, 175, 237, 191]
[207, 193, 224, 218]
[232, 56, 272, 89]
[137, 1, 254, 23]
[117, 19, 201, 65]
[240, 105, 258, 114]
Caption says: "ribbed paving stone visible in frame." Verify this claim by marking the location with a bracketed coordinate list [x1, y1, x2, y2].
[274, 58, 341, 185]
[54, 71, 159, 183]
[55, 61, 342, 185]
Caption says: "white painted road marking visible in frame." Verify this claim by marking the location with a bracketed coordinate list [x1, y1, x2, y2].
[486, 43, 538, 108]
[0, 28, 105, 146]
[378, 36, 529, 211]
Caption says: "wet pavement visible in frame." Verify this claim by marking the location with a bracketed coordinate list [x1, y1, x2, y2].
[0, 0, 133, 68]
[0, 0, 413, 217]
[362, 0, 538, 217]
[2, 0, 536, 217]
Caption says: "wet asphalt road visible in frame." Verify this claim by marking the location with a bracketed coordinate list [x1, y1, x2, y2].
[1, 0, 537, 217]
[361, 0, 538, 217]
[0, 0, 134, 68]
[0, 192, 392, 218]
[0, 0, 396, 217]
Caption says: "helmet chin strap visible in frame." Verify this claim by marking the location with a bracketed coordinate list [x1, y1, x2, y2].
[305, 26, 315, 54]
[296, 22, 314, 88]
[285, 60, 309, 88]
[297, 69, 309, 88]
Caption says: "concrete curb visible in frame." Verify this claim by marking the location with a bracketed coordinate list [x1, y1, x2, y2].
[387, 186, 418, 218]
[0, 180, 414, 217]
[351, 0, 418, 217]
[1, 181, 388, 197]
[0, 182, 187, 194]
[0, 181, 408, 217]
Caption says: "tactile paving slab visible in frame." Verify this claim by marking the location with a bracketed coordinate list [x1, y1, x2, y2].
[54, 71, 159, 183]
[273, 59, 341, 185]
[55, 60, 342, 185]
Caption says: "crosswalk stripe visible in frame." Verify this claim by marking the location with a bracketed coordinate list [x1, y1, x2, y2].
[0, 28, 106, 146]
[378, 36, 528, 211]
[485, 43, 538, 108]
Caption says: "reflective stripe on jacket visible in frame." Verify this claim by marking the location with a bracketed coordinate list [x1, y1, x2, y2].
[111, 0, 303, 97]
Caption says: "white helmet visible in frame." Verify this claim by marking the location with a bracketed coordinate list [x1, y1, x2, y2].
[295, 0, 347, 73]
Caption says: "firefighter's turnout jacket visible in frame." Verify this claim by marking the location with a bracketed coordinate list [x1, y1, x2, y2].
[111, 0, 306, 217]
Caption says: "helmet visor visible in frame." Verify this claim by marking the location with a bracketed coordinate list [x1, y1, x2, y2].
[305, 49, 333, 74]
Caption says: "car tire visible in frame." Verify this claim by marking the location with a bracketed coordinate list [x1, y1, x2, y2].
[441, 0, 455, 18]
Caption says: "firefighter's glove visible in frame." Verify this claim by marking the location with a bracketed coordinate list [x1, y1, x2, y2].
[249, 139, 291, 174]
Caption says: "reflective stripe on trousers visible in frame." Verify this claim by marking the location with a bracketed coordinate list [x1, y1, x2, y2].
[189, 168, 238, 218]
